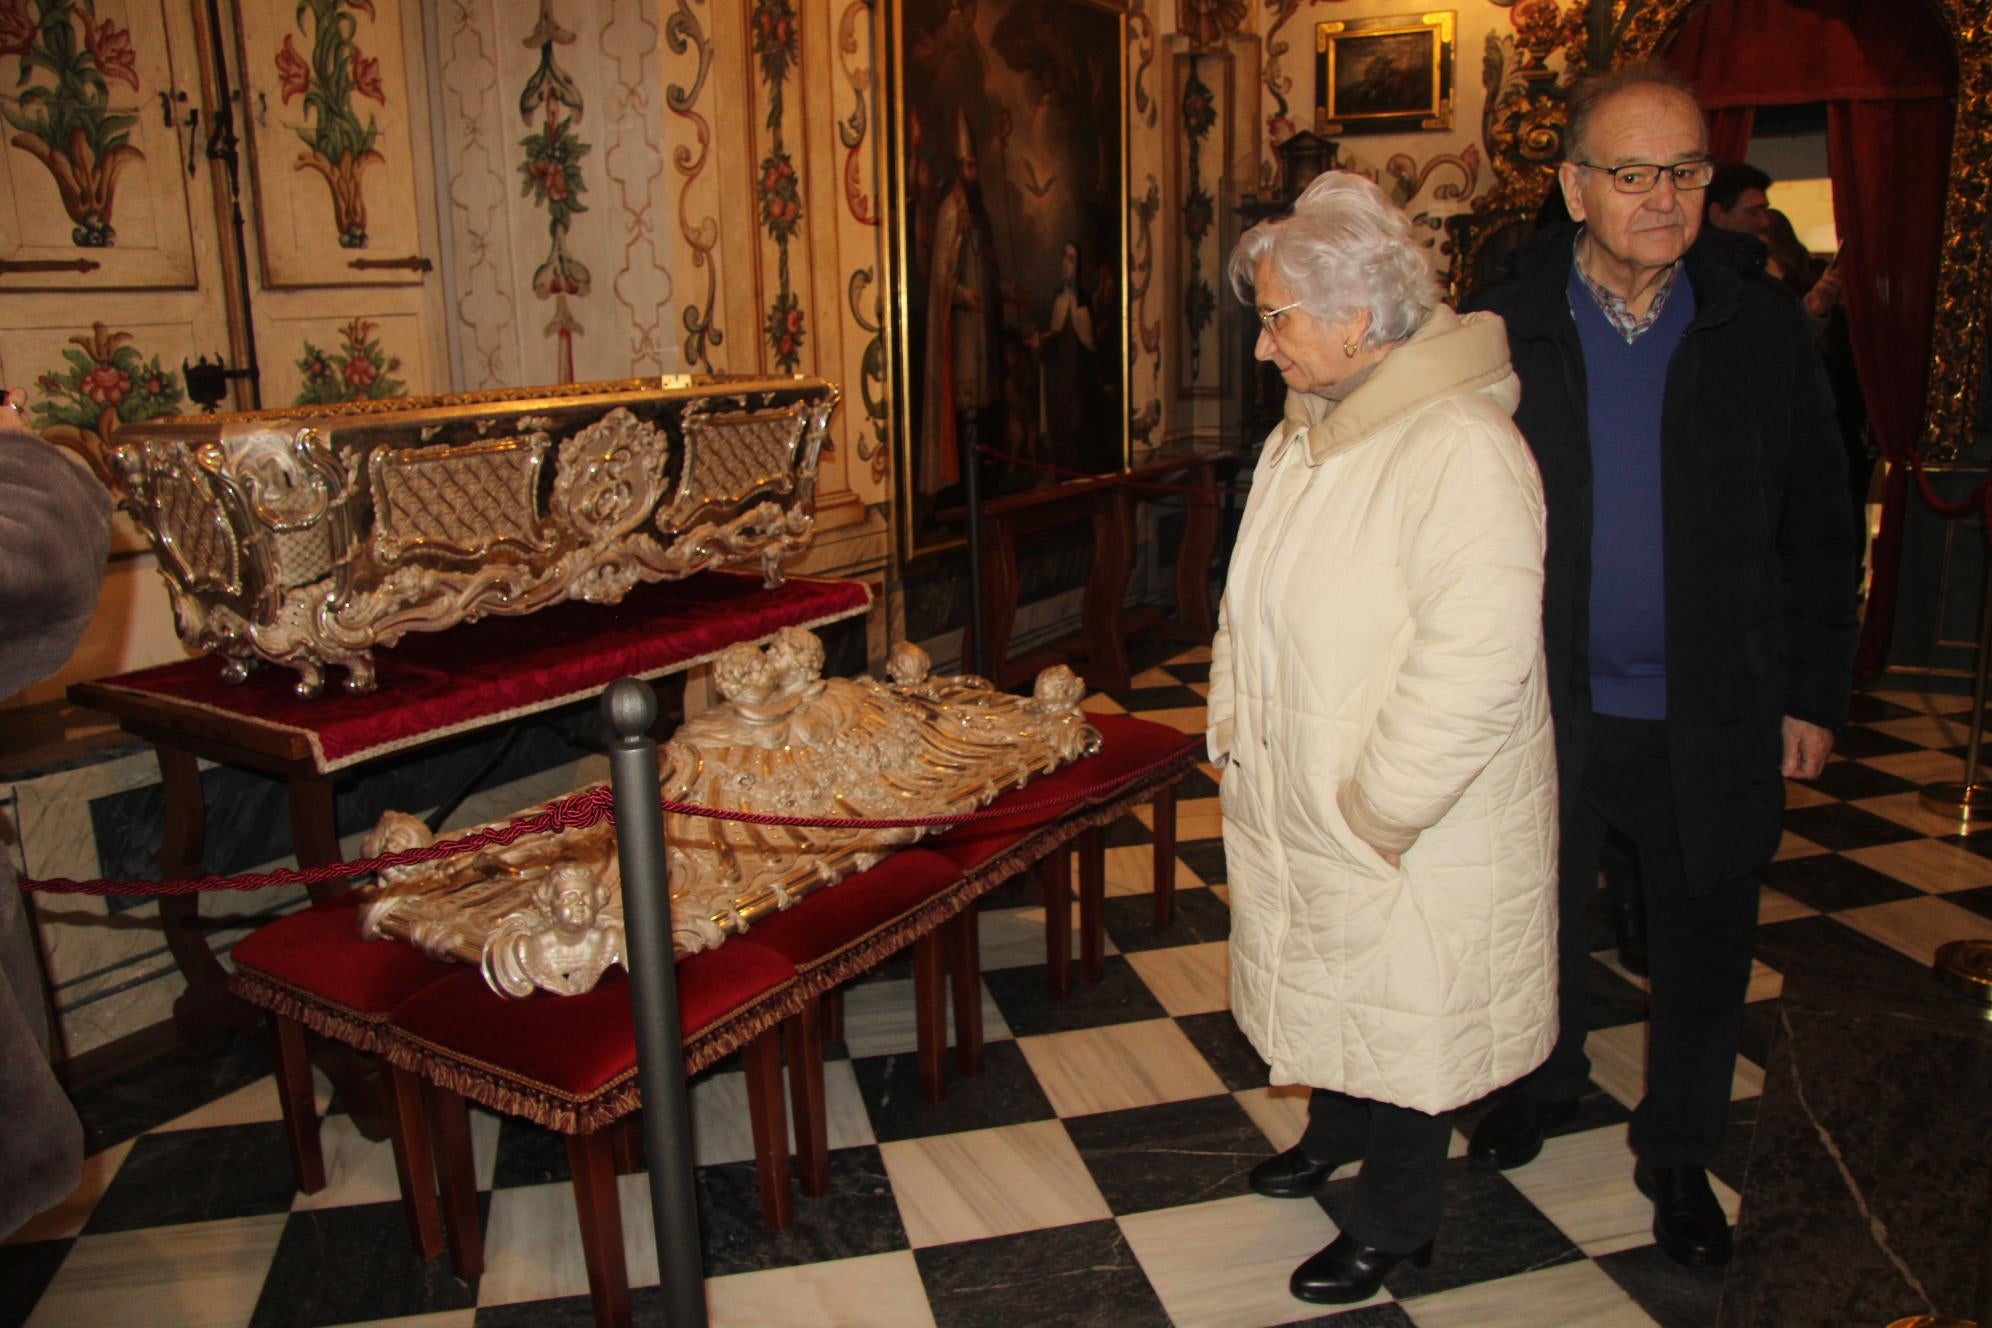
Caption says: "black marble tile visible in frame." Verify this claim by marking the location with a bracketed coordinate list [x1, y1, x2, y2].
[1735, 999, 1782, 1073]
[70, 1032, 275, 1154]
[1750, 915, 1935, 994]
[973, 873, 1039, 911]
[1778, 803, 1921, 852]
[1174, 762, 1220, 799]
[476, 1293, 627, 1327]
[1760, 853, 1922, 913]
[1166, 660, 1213, 685]
[0, 1238, 71, 1328]
[1175, 1009, 1272, 1093]
[490, 1115, 571, 1189]
[697, 1145, 907, 1277]
[1945, 883, 1992, 921]
[1123, 683, 1206, 712]
[1176, 838, 1228, 884]
[1314, 1159, 1582, 1298]
[1102, 885, 1230, 953]
[1844, 692, 1925, 724]
[916, 1219, 1171, 1328]
[1793, 759, 1915, 802]
[852, 1040, 1056, 1143]
[1596, 1243, 1727, 1328]
[1064, 1093, 1271, 1215]
[1453, 1079, 1633, 1145]
[982, 954, 1169, 1037]
[1826, 725, 1922, 759]
[82, 1121, 298, 1233]
[1104, 812, 1154, 849]
[248, 1202, 478, 1327]
[1290, 1305, 1420, 1327]
[1708, 1096, 1759, 1196]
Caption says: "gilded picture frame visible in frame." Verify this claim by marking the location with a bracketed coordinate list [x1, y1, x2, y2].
[882, 0, 1131, 558]
[1314, 11, 1455, 137]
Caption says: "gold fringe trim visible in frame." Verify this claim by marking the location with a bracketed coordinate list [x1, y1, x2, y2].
[228, 970, 395, 1053]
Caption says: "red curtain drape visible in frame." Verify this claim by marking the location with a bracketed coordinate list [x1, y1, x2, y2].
[1666, 0, 1956, 678]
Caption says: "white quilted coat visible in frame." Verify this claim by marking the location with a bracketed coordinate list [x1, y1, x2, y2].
[1209, 306, 1559, 1115]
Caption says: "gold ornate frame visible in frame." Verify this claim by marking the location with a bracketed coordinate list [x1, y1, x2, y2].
[880, 0, 1133, 559]
[1453, 0, 1987, 460]
[1314, 11, 1456, 136]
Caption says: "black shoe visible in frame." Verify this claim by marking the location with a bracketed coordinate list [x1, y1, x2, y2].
[1248, 1145, 1340, 1199]
[1634, 1161, 1733, 1267]
[1289, 1232, 1434, 1304]
[1466, 1095, 1579, 1170]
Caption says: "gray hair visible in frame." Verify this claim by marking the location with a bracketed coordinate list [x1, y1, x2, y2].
[1227, 171, 1440, 348]
[1563, 61, 1701, 163]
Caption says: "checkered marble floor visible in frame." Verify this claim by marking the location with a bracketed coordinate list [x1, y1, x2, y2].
[7, 643, 1989, 1328]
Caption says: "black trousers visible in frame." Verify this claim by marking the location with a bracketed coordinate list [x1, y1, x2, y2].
[1522, 714, 1760, 1166]
[1299, 1087, 1452, 1253]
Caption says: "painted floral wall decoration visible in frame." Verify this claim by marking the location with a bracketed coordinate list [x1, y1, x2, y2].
[518, 1, 590, 383]
[0, 0, 144, 246]
[32, 322, 182, 486]
[1180, 64, 1217, 382]
[753, 0, 806, 373]
[293, 316, 405, 405]
[276, 0, 386, 248]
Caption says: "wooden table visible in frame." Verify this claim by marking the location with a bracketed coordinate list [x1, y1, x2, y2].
[69, 572, 874, 1051]
[962, 448, 1241, 692]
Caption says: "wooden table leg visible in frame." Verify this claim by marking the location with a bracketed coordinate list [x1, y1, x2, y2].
[270, 1013, 325, 1193]
[386, 1066, 444, 1259]
[913, 931, 947, 1104]
[1039, 851, 1072, 1001]
[422, 1081, 484, 1282]
[151, 744, 256, 1049]
[786, 999, 829, 1196]
[285, 773, 346, 902]
[947, 910, 983, 1077]
[1085, 495, 1134, 692]
[744, 1031, 795, 1228]
[1152, 782, 1178, 929]
[1078, 826, 1106, 985]
[566, 1131, 632, 1328]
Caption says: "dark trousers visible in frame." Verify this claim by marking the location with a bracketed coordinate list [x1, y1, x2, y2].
[1522, 714, 1760, 1166]
[1300, 1087, 1452, 1252]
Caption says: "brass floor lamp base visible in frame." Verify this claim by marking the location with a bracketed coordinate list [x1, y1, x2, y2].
[1918, 781, 1992, 828]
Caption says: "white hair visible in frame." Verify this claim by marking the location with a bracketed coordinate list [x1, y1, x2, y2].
[1227, 171, 1441, 347]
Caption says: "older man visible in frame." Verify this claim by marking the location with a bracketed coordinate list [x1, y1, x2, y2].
[1465, 65, 1857, 1268]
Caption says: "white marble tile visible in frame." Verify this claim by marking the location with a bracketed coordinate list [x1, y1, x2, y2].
[1744, 958, 1784, 1006]
[1401, 1256, 1661, 1326]
[323, 1312, 476, 1328]
[290, 1106, 499, 1214]
[4, 1141, 132, 1245]
[1140, 706, 1208, 737]
[1124, 941, 1229, 1016]
[976, 904, 1115, 971]
[837, 976, 1012, 1060]
[1233, 1086, 1310, 1154]
[1859, 748, 1965, 784]
[477, 1174, 661, 1306]
[1133, 796, 1223, 842]
[881, 1119, 1110, 1247]
[1585, 1024, 1761, 1108]
[706, 1250, 936, 1328]
[1758, 886, 1818, 924]
[1834, 895, 1992, 966]
[1166, 645, 1213, 666]
[1102, 843, 1204, 898]
[1017, 1018, 1227, 1117]
[1119, 1192, 1349, 1328]
[1131, 666, 1180, 689]
[1774, 831, 1829, 862]
[24, 1212, 288, 1328]
[155, 1070, 333, 1134]
[1867, 688, 1970, 715]
[1082, 693, 1128, 716]
[690, 1059, 874, 1167]
[1843, 837, 1992, 893]
[1866, 713, 1971, 749]
[1853, 791, 1985, 839]
[1495, 1121, 1730, 1256]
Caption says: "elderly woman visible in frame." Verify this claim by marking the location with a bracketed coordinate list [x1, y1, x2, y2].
[1208, 172, 1558, 1305]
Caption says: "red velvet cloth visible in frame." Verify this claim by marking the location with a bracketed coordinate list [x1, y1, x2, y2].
[231, 895, 457, 1019]
[1666, 0, 1951, 105]
[85, 572, 871, 772]
[932, 714, 1199, 871]
[745, 848, 963, 970]
[388, 941, 796, 1100]
[1703, 107, 1756, 165]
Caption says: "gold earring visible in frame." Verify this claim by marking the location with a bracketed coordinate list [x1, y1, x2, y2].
[1342, 337, 1359, 358]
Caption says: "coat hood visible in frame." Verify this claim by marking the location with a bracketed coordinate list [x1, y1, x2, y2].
[1280, 305, 1519, 465]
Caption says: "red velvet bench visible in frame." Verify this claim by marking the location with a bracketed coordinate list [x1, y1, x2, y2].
[379, 942, 803, 1328]
[229, 894, 461, 1257]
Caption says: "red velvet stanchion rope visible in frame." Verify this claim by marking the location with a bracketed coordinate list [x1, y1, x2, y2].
[975, 444, 1257, 498]
[1905, 449, 1992, 539]
[16, 736, 1201, 898]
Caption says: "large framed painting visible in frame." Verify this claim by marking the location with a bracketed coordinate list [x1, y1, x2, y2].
[884, 0, 1129, 557]
[1315, 11, 1454, 136]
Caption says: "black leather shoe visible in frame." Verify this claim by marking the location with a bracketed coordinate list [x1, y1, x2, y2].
[1289, 1232, 1434, 1304]
[1634, 1162, 1732, 1266]
[1248, 1145, 1339, 1199]
[1466, 1095, 1579, 1170]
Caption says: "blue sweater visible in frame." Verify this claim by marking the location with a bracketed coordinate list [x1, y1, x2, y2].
[1570, 265, 1694, 720]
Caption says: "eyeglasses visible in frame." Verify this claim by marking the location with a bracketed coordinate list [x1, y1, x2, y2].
[1256, 299, 1304, 335]
[1573, 158, 1716, 194]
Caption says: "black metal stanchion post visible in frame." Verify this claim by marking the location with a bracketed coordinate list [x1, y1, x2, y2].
[959, 412, 987, 679]
[602, 679, 707, 1328]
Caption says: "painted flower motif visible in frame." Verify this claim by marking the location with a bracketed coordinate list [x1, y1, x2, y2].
[751, 0, 798, 86]
[81, 364, 130, 405]
[351, 51, 384, 104]
[757, 151, 803, 241]
[1266, 113, 1298, 146]
[764, 291, 806, 371]
[1181, 81, 1217, 141]
[84, 17, 139, 90]
[0, 0, 33, 59]
[1182, 186, 1215, 246]
[276, 35, 311, 103]
[343, 355, 377, 389]
[302, 350, 333, 380]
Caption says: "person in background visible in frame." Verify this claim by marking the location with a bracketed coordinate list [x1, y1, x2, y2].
[1464, 65, 1857, 1269]
[1210, 172, 1558, 1306]
[0, 386, 112, 1237]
